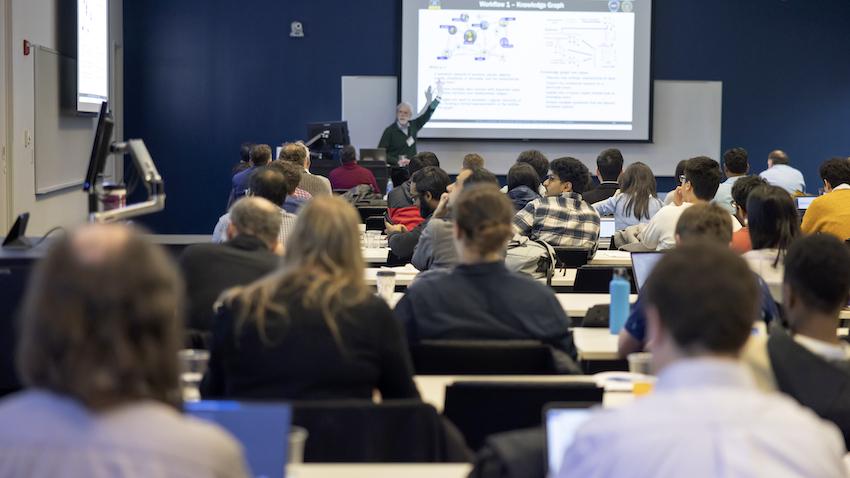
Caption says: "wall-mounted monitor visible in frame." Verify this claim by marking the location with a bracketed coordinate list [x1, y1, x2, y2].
[77, 0, 109, 113]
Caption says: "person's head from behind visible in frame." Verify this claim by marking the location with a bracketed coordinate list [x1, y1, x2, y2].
[396, 102, 413, 126]
[18, 224, 182, 410]
[507, 162, 540, 193]
[240, 142, 254, 163]
[681, 156, 722, 202]
[340, 145, 357, 165]
[267, 160, 303, 199]
[231, 196, 368, 345]
[768, 150, 790, 168]
[453, 184, 515, 263]
[782, 234, 850, 337]
[674, 203, 732, 246]
[545, 157, 591, 197]
[619, 162, 658, 220]
[250, 144, 272, 167]
[407, 152, 440, 178]
[731, 175, 768, 224]
[227, 197, 283, 252]
[746, 185, 800, 252]
[643, 243, 758, 372]
[596, 148, 624, 182]
[249, 167, 290, 206]
[516, 150, 549, 185]
[278, 142, 308, 168]
[722, 147, 749, 177]
[411, 166, 451, 217]
[462, 153, 485, 171]
[447, 167, 499, 207]
[819, 157, 850, 193]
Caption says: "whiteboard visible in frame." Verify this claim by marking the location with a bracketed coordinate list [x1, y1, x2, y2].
[341, 78, 722, 176]
[34, 46, 99, 194]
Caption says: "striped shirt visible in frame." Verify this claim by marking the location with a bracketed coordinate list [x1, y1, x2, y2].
[212, 207, 298, 247]
[513, 192, 601, 250]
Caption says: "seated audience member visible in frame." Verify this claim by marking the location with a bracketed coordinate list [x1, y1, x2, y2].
[386, 166, 450, 264]
[386, 152, 439, 230]
[506, 149, 549, 196]
[729, 175, 768, 254]
[506, 163, 541, 212]
[278, 142, 331, 197]
[329, 145, 380, 193]
[593, 162, 663, 231]
[618, 204, 780, 358]
[202, 196, 419, 400]
[0, 224, 249, 476]
[228, 143, 272, 208]
[412, 167, 499, 271]
[744, 184, 800, 301]
[582, 148, 624, 205]
[231, 142, 253, 175]
[801, 157, 850, 240]
[180, 197, 282, 335]
[759, 149, 806, 195]
[213, 167, 297, 246]
[662, 159, 688, 205]
[758, 234, 850, 447]
[713, 147, 750, 214]
[639, 156, 739, 251]
[395, 185, 578, 371]
[513, 157, 601, 250]
[462, 153, 485, 170]
[559, 243, 847, 478]
[268, 160, 309, 214]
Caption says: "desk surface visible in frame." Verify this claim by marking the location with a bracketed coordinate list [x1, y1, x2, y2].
[573, 327, 621, 361]
[288, 463, 471, 478]
[388, 292, 635, 318]
[366, 265, 577, 288]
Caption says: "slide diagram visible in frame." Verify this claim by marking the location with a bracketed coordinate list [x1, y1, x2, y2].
[431, 12, 517, 63]
[545, 18, 618, 68]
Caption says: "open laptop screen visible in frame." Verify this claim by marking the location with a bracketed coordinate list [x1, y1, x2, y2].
[599, 218, 616, 239]
[631, 251, 664, 291]
[796, 196, 815, 210]
[545, 404, 595, 476]
[185, 400, 291, 478]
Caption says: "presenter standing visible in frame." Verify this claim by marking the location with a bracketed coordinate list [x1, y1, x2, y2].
[379, 85, 441, 185]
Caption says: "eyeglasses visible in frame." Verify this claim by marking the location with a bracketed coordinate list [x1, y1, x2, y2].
[678, 175, 688, 185]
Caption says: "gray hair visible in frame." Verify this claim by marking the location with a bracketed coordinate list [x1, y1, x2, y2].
[229, 197, 281, 247]
[397, 102, 412, 113]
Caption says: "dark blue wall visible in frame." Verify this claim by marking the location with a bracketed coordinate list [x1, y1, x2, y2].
[124, 0, 850, 233]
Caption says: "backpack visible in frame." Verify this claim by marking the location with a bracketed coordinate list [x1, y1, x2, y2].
[505, 235, 555, 285]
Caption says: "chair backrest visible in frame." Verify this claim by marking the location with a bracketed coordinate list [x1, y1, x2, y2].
[573, 265, 637, 293]
[358, 159, 390, 195]
[443, 381, 603, 450]
[552, 247, 592, 269]
[410, 340, 558, 375]
[292, 399, 471, 462]
[310, 158, 339, 179]
[357, 204, 388, 223]
[0, 260, 33, 398]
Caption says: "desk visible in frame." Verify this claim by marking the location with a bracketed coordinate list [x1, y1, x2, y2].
[387, 293, 636, 318]
[362, 247, 390, 264]
[367, 266, 577, 288]
[573, 327, 620, 361]
[588, 250, 632, 267]
[288, 463, 471, 478]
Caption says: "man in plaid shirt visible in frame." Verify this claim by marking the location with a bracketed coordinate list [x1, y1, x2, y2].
[513, 157, 601, 250]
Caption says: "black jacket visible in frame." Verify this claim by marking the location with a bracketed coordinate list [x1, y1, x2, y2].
[582, 181, 619, 205]
[201, 289, 420, 401]
[768, 326, 850, 448]
[178, 235, 279, 332]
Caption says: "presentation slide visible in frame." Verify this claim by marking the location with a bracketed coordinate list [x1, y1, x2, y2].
[401, 0, 652, 141]
[77, 0, 109, 114]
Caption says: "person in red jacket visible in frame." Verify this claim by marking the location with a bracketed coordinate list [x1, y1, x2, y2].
[329, 146, 380, 193]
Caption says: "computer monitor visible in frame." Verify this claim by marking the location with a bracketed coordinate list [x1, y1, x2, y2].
[630, 251, 664, 291]
[796, 196, 816, 210]
[544, 403, 596, 476]
[184, 400, 291, 478]
[306, 121, 350, 151]
[83, 101, 113, 192]
[359, 148, 387, 163]
[599, 218, 616, 239]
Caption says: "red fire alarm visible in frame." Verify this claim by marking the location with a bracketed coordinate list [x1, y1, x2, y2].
[23, 40, 30, 56]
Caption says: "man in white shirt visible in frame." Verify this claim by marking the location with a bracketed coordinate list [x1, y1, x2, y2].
[559, 244, 847, 478]
[759, 149, 806, 195]
[638, 156, 740, 250]
[713, 147, 749, 214]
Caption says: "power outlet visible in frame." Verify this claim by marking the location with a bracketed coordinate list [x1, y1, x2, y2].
[23, 130, 32, 148]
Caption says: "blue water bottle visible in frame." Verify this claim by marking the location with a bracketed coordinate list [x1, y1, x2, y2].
[609, 268, 629, 334]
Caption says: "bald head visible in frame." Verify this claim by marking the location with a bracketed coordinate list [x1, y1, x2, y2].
[768, 150, 790, 167]
[71, 224, 131, 265]
[228, 197, 282, 249]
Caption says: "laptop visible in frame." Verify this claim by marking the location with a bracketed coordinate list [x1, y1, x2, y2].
[544, 402, 597, 476]
[630, 251, 664, 291]
[796, 196, 816, 210]
[359, 148, 387, 163]
[599, 217, 616, 239]
[184, 400, 292, 478]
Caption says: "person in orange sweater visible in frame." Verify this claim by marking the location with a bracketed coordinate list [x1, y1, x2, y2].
[801, 158, 850, 241]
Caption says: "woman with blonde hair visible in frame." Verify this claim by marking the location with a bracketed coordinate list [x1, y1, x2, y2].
[593, 162, 664, 230]
[202, 195, 419, 400]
